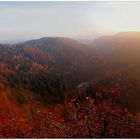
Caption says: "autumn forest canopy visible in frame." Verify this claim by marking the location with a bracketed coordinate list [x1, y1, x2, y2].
[0, 32, 140, 138]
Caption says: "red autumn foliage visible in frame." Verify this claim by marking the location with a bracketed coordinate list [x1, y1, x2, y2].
[0, 81, 140, 138]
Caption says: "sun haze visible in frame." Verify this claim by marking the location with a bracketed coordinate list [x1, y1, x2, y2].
[0, 1, 140, 43]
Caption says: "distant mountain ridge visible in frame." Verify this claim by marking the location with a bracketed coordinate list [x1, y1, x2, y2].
[22, 37, 86, 49]
[1, 32, 140, 110]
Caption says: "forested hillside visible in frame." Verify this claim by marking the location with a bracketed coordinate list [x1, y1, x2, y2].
[0, 33, 140, 137]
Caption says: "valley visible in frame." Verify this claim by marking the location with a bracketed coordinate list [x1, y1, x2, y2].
[0, 32, 140, 137]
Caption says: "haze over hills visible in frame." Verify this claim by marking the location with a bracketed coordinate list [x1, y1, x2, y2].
[2, 1, 140, 137]
[0, 31, 140, 137]
[24, 32, 140, 110]
[0, 32, 139, 103]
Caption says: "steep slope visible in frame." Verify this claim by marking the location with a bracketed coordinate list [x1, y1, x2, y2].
[91, 32, 140, 81]
[89, 32, 140, 111]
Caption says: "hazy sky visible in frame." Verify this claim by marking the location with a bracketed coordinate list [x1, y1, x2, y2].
[0, 1, 140, 43]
